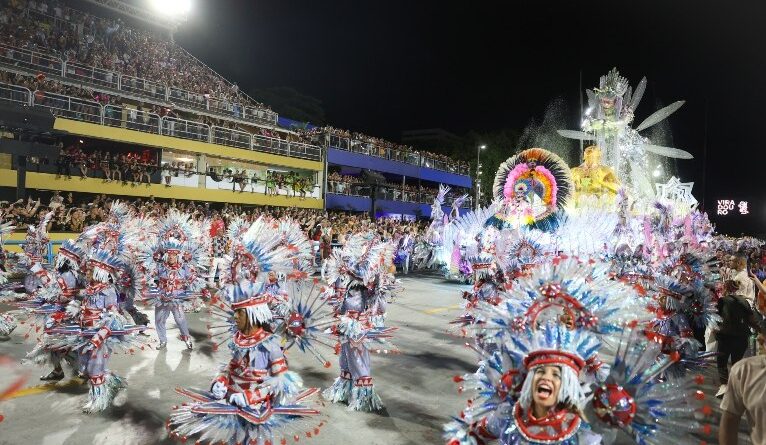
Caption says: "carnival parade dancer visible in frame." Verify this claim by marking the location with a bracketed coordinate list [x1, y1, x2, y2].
[17, 211, 54, 295]
[21, 239, 86, 380]
[207, 213, 228, 287]
[445, 257, 715, 445]
[169, 290, 323, 445]
[76, 200, 151, 329]
[322, 234, 398, 412]
[43, 249, 145, 413]
[413, 184, 450, 270]
[138, 210, 208, 350]
[0, 221, 17, 337]
[394, 229, 414, 275]
[170, 216, 323, 445]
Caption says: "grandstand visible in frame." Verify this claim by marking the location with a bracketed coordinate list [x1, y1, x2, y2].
[0, 0, 472, 215]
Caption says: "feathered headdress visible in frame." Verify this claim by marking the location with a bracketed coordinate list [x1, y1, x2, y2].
[87, 249, 124, 284]
[491, 148, 572, 231]
[588, 328, 714, 445]
[55, 239, 87, 273]
[494, 228, 553, 276]
[510, 323, 600, 411]
[321, 234, 394, 291]
[594, 67, 629, 98]
[482, 258, 649, 339]
[226, 217, 251, 241]
[135, 210, 208, 280]
[219, 217, 294, 287]
[107, 200, 131, 222]
[275, 218, 315, 279]
[431, 184, 450, 223]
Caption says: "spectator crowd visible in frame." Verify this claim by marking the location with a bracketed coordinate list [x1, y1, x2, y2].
[0, 0, 271, 117]
[54, 141, 158, 183]
[0, 193, 427, 260]
[0, 0, 471, 179]
[313, 126, 469, 174]
[327, 172, 471, 207]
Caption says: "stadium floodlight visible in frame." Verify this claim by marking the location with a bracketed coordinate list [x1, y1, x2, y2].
[149, 0, 191, 16]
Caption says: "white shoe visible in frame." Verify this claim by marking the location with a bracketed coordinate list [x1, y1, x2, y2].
[157, 342, 167, 350]
[716, 384, 727, 398]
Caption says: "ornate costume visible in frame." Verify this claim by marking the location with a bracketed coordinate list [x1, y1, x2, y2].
[22, 239, 86, 380]
[322, 234, 398, 411]
[445, 257, 714, 445]
[570, 145, 621, 207]
[490, 148, 573, 232]
[170, 217, 322, 445]
[137, 210, 208, 350]
[44, 249, 144, 412]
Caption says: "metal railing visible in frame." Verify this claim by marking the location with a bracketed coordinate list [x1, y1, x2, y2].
[103, 105, 161, 134]
[243, 105, 278, 125]
[0, 83, 31, 107]
[324, 131, 470, 175]
[212, 126, 251, 149]
[328, 134, 350, 150]
[0, 42, 278, 128]
[376, 186, 473, 207]
[168, 86, 206, 110]
[286, 141, 323, 160]
[64, 62, 119, 90]
[161, 116, 210, 142]
[119, 75, 167, 102]
[0, 43, 63, 77]
[421, 155, 469, 175]
[327, 181, 472, 207]
[32, 90, 102, 123]
[347, 139, 421, 165]
[252, 134, 322, 160]
[22, 86, 322, 160]
[327, 181, 369, 197]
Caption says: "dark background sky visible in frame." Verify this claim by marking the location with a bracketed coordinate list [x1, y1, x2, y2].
[173, 0, 766, 235]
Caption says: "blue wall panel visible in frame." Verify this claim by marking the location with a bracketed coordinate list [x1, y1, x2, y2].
[373, 199, 469, 219]
[328, 148, 472, 188]
[417, 167, 472, 188]
[328, 148, 419, 177]
[325, 193, 371, 212]
[326, 193, 470, 218]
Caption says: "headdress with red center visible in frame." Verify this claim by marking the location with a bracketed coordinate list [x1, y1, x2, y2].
[229, 281, 274, 326]
[513, 323, 599, 412]
[220, 216, 294, 287]
[482, 258, 649, 341]
[55, 239, 86, 273]
[87, 249, 124, 284]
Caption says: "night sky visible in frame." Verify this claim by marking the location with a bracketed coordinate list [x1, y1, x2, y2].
[174, 0, 766, 235]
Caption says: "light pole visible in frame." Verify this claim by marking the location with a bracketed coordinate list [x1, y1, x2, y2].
[476, 144, 486, 209]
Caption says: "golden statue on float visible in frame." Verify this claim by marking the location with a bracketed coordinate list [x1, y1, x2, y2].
[570, 145, 620, 207]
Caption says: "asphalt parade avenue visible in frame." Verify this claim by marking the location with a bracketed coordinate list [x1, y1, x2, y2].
[0, 273, 753, 445]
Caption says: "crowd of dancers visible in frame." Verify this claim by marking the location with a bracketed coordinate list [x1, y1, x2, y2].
[408, 169, 765, 444]
[1, 175, 765, 443]
[0, 200, 400, 444]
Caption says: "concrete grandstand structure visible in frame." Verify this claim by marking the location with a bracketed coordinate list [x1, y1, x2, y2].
[0, 0, 472, 216]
